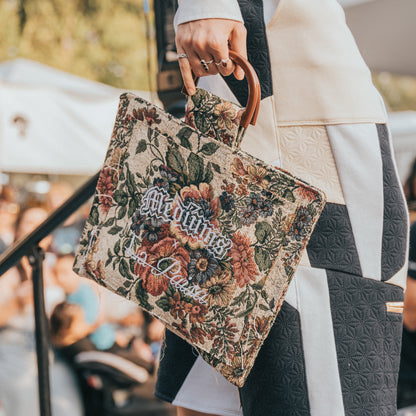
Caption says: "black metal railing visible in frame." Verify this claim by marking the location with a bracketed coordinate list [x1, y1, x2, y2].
[0, 172, 99, 416]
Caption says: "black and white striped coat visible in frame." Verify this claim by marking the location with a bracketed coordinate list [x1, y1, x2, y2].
[156, 1, 409, 415]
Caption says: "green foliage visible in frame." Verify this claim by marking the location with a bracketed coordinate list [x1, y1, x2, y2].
[255, 221, 273, 244]
[254, 246, 272, 272]
[136, 139, 148, 154]
[166, 146, 186, 174]
[200, 142, 219, 156]
[118, 258, 132, 280]
[0, 0, 157, 91]
[373, 73, 416, 111]
[89, 205, 99, 225]
[114, 189, 129, 206]
[176, 127, 193, 150]
[135, 280, 153, 311]
[204, 162, 214, 183]
[155, 295, 171, 312]
[187, 152, 204, 184]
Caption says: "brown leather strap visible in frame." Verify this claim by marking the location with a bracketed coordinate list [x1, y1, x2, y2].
[181, 52, 261, 129]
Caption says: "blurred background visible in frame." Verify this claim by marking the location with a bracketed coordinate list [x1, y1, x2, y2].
[0, 0, 416, 415]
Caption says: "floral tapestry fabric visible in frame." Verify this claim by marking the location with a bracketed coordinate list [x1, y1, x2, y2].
[185, 88, 244, 148]
[73, 91, 326, 387]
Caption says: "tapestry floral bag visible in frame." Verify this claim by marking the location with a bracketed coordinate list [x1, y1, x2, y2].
[73, 52, 326, 387]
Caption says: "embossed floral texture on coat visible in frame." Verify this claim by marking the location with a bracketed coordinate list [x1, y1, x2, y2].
[74, 91, 326, 387]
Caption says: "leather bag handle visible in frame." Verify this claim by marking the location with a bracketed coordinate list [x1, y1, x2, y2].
[182, 51, 261, 129]
[228, 50, 261, 129]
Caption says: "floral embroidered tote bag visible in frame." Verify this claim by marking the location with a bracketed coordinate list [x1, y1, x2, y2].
[73, 52, 326, 387]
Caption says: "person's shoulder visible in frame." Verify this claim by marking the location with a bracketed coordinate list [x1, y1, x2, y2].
[59, 337, 97, 362]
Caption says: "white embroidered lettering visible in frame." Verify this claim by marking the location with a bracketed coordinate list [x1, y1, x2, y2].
[124, 236, 208, 305]
[140, 186, 232, 261]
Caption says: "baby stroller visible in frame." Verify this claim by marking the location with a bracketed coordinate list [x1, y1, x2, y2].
[73, 350, 175, 416]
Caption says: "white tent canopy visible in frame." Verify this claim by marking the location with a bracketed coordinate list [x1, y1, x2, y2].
[339, 0, 416, 182]
[0, 59, 156, 175]
[340, 0, 416, 76]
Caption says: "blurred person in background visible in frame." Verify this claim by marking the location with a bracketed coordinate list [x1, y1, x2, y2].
[0, 184, 20, 250]
[0, 206, 83, 416]
[54, 253, 156, 364]
[46, 181, 86, 257]
[0, 206, 61, 327]
[398, 160, 416, 408]
[54, 253, 102, 326]
[54, 253, 123, 354]
[144, 314, 166, 361]
[404, 159, 416, 225]
[100, 289, 158, 360]
[49, 301, 154, 373]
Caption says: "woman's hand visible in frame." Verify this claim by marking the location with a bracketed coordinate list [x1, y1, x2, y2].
[175, 18, 247, 95]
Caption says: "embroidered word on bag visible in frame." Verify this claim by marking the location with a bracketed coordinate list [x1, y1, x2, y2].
[140, 186, 232, 260]
[125, 233, 209, 304]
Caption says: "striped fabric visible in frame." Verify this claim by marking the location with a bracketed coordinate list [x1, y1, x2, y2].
[155, 122, 408, 416]
[155, 0, 408, 414]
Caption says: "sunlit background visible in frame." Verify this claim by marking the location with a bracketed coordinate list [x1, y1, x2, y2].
[0, 0, 156, 90]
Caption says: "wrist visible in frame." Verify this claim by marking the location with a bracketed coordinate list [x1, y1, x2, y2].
[174, 0, 243, 31]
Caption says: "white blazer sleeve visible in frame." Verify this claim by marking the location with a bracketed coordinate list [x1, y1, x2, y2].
[174, 0, 243, 31]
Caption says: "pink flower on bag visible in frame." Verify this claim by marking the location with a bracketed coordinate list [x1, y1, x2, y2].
[168, 292, 191, 320]
[135, 237, 190, 296]
[97, 167, 115, 213]
[229, 231, 259, 287]
[211, 316, 239, 349]
[143, 107, 161, 125]
[189, 326, 207, 344]
[231, 158, 270, 188]
[297, 184, 319, 202]
[184, 109, 196, 129]
[84, 259, 105, 281]
[231, 158, 248, 177]
[172, 321, 190, 338]
[132, 108, 144, 121]
[188, 303, 208, 324]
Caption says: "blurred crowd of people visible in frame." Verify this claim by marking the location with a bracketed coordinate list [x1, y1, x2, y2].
[0, 180, 165, 416]
[399, 160, 416, 408]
